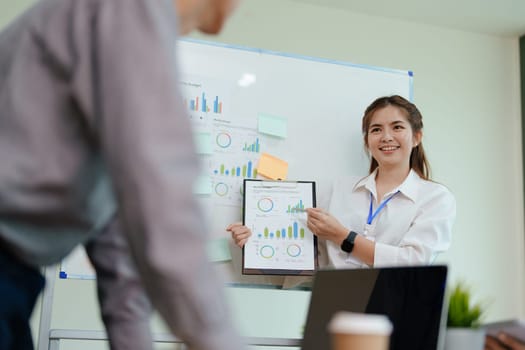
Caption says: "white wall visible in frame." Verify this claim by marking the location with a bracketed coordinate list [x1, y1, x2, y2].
[190, 0, 524, 321]
[2, 0, 524, 348]
[0, 0, 35, 26]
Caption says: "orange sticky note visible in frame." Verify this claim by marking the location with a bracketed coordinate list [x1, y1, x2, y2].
[257, 153, 288, 180]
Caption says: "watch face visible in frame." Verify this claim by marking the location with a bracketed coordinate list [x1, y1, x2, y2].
[341, 238, 353, 253]
[341, 232, 356, 253]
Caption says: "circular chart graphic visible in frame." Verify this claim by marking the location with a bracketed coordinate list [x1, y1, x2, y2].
[216, 132, 232, 148]
[214, 182, 229, 197]
[286, 244, 302, 257]
[257, 198, 274, 212]
[260, 245, 275, 259]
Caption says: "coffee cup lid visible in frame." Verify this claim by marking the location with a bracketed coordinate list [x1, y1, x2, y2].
[328, 312, 393, 335]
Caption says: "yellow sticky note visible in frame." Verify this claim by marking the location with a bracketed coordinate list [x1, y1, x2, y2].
[257, 152, 288, 180]
[206, 237, 232, 262]
[258, 113, 287, 138]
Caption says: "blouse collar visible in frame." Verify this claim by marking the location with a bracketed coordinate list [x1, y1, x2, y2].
[353, 168, 421, 203]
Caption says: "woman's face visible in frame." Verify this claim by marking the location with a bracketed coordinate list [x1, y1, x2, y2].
[366, 105, 421, 171]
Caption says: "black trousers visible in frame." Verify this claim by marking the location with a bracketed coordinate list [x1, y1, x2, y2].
[0, 249, 45, 350]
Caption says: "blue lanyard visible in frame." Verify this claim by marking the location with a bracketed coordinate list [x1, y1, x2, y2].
[367, 191, 400, 225]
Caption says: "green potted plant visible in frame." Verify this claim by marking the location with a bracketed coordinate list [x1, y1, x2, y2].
[444, 281, 486, 350]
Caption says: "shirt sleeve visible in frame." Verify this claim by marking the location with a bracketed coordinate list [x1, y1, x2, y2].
[72, 1, 243, 349]
[373, 186, 456, 267]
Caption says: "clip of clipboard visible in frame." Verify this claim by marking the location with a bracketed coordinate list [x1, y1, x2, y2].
[242, 179, 318, 275]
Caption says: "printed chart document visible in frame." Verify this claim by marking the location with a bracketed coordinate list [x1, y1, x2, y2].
[242, 179, 317, 275]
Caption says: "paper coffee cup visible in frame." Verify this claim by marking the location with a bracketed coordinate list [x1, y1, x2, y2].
[328, 312, 393, 350]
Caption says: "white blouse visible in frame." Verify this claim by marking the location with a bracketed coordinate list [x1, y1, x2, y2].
[317, 169, 456, 269]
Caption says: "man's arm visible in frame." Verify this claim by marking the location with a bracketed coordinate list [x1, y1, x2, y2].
[85, 216, 153, 350]
[73, 1, 243, 349]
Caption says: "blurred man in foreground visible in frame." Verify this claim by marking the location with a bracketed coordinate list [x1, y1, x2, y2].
[0, 0, 242, 349]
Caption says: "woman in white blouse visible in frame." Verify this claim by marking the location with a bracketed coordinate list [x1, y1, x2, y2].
[228, 95, 456, 269]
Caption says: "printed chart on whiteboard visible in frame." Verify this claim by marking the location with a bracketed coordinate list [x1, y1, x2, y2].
[180, 73, 277, 208]
[242, 180, 317, 275]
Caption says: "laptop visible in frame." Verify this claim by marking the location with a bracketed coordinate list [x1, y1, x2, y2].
[302, 265, 448, 350]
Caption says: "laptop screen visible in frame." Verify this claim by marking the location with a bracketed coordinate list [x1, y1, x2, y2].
[301, 265, 448, 350]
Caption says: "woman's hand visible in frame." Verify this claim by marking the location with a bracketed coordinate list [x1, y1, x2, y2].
[305, 208, 348, 245]
[485, 333, 525, 350]
[226, 222, 252, 248]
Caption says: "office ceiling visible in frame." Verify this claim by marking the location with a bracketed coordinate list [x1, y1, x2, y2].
[292, 0, 525, 37]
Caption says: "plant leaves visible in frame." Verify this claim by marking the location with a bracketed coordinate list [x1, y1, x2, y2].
[447, 282, 484, 328]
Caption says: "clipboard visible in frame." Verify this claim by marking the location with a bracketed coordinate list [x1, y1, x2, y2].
[242, 179, 318, 275]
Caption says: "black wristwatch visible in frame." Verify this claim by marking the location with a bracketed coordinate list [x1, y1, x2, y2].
[341, 231, 358, 253]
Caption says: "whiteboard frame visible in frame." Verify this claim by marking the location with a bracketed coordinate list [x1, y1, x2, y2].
[59, 39, 414, 285]
[180, 38, 414, 102]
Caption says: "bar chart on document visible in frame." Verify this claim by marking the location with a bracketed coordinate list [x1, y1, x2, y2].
[243, 181, 316, 271]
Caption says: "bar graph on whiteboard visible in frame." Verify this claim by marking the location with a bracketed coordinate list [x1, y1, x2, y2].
[179, 75, 232, 129]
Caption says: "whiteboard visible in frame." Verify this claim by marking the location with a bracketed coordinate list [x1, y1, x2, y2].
[60, 39, 412, 285]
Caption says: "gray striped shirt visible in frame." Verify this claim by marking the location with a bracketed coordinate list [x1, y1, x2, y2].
[0, 0, 243, 348]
